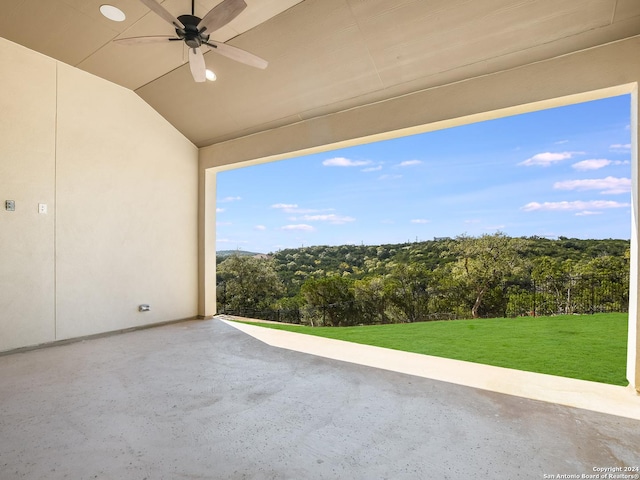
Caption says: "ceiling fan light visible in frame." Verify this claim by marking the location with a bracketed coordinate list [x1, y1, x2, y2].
[205, 69, 217, 81]
[100, 5, 126, 22]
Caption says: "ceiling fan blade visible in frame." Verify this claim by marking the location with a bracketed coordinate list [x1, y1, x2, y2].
[197, 0, 247, 34]
[188, 48, 207, 82]
[113, 35, 178, 45]
[139, 0, 185, 30]
[204, 40, 268, 69]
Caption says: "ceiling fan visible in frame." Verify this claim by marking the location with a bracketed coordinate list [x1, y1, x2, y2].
[115, 0, 268, 82]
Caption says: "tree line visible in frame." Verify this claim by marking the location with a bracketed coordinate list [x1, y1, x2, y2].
[216, 234, 630, 326]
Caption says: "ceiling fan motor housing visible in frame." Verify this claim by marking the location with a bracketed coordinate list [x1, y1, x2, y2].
[177, 14, 208, 48]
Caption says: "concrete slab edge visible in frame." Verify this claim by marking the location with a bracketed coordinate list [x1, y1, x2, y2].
[221, 318, 640, 420]
[0, 316, 202, 357]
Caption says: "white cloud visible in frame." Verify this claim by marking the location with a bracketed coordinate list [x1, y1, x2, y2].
[554, 140, 569, 145]
[610, 143, 631, 150]
[272, 203, 313, 214]
[362, 165, 383, 172]
[398, 160, 422, 167]
[521, 200, 630, 212]
[272, 203, 331, 214]
[272, 203, 298, 210]
[411, 219, 430, 224]
[299, 214, 355, 224]
[572, 159, 611, 171]
[322, 157, 372, 167]
[220, 196, 242, 202]
[575, 211, 603, 216]
[379, 174, 402, 180]
[216, 208, 225, 213]
[572, 159, 629, 170]
[281, 224, 315, 232]
[254, 225, 267, 231]
[519, 151, 582, 167]
[484, 225, 506, 230]
[553, 176, 631, 194]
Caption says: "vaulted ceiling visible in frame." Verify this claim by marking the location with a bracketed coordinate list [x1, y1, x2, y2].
[1, 0, 639, 147]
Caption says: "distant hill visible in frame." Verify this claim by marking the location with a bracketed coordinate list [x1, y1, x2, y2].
[217, 250, 263, 258]
[268, 236, 630, 293]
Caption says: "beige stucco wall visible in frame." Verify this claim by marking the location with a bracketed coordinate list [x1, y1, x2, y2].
[198, 169, 217, 317]
[0, 37, 198, 351]
[200, 36, 640, 391]
[0, 39, 57, 350]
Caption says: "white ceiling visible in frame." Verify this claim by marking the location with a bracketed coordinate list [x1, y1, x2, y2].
[1, 0, 639, 147]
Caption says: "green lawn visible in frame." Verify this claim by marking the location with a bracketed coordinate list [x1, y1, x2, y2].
[234, 313, 629, 386]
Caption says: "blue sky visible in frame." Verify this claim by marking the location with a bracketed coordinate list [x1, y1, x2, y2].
[216, 95, 632, 254]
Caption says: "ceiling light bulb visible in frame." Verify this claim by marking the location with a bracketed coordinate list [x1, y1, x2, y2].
[205, 69, 217, 81]
[100, 5, 126, 22]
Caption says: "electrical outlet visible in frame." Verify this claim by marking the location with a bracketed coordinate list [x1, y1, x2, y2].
[5, 200, 15, 211]
[38, 203, 47, 214]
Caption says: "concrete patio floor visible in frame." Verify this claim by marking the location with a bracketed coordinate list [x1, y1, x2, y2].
[1, 318, 639, 479]
[222, 317, 640, 420]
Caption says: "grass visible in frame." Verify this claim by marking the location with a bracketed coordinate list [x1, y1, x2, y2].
[235, 313, 629, 386]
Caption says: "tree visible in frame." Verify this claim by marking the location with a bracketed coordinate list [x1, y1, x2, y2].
[571, 255, 629, 314]
[384, 263, 432, 322]
[576, 255, 628, 276]
[531, 256, 565, 281]
[273, 295, 303, 324]
[354, 277, 388, 324]
[217, 255, 284, 314]
[447, 233, 528, 318]
[300, 276, 356, 326]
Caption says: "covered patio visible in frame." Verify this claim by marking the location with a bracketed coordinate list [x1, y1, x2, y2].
[1, 318, 638, 478]
[1, 1, 640, 476]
